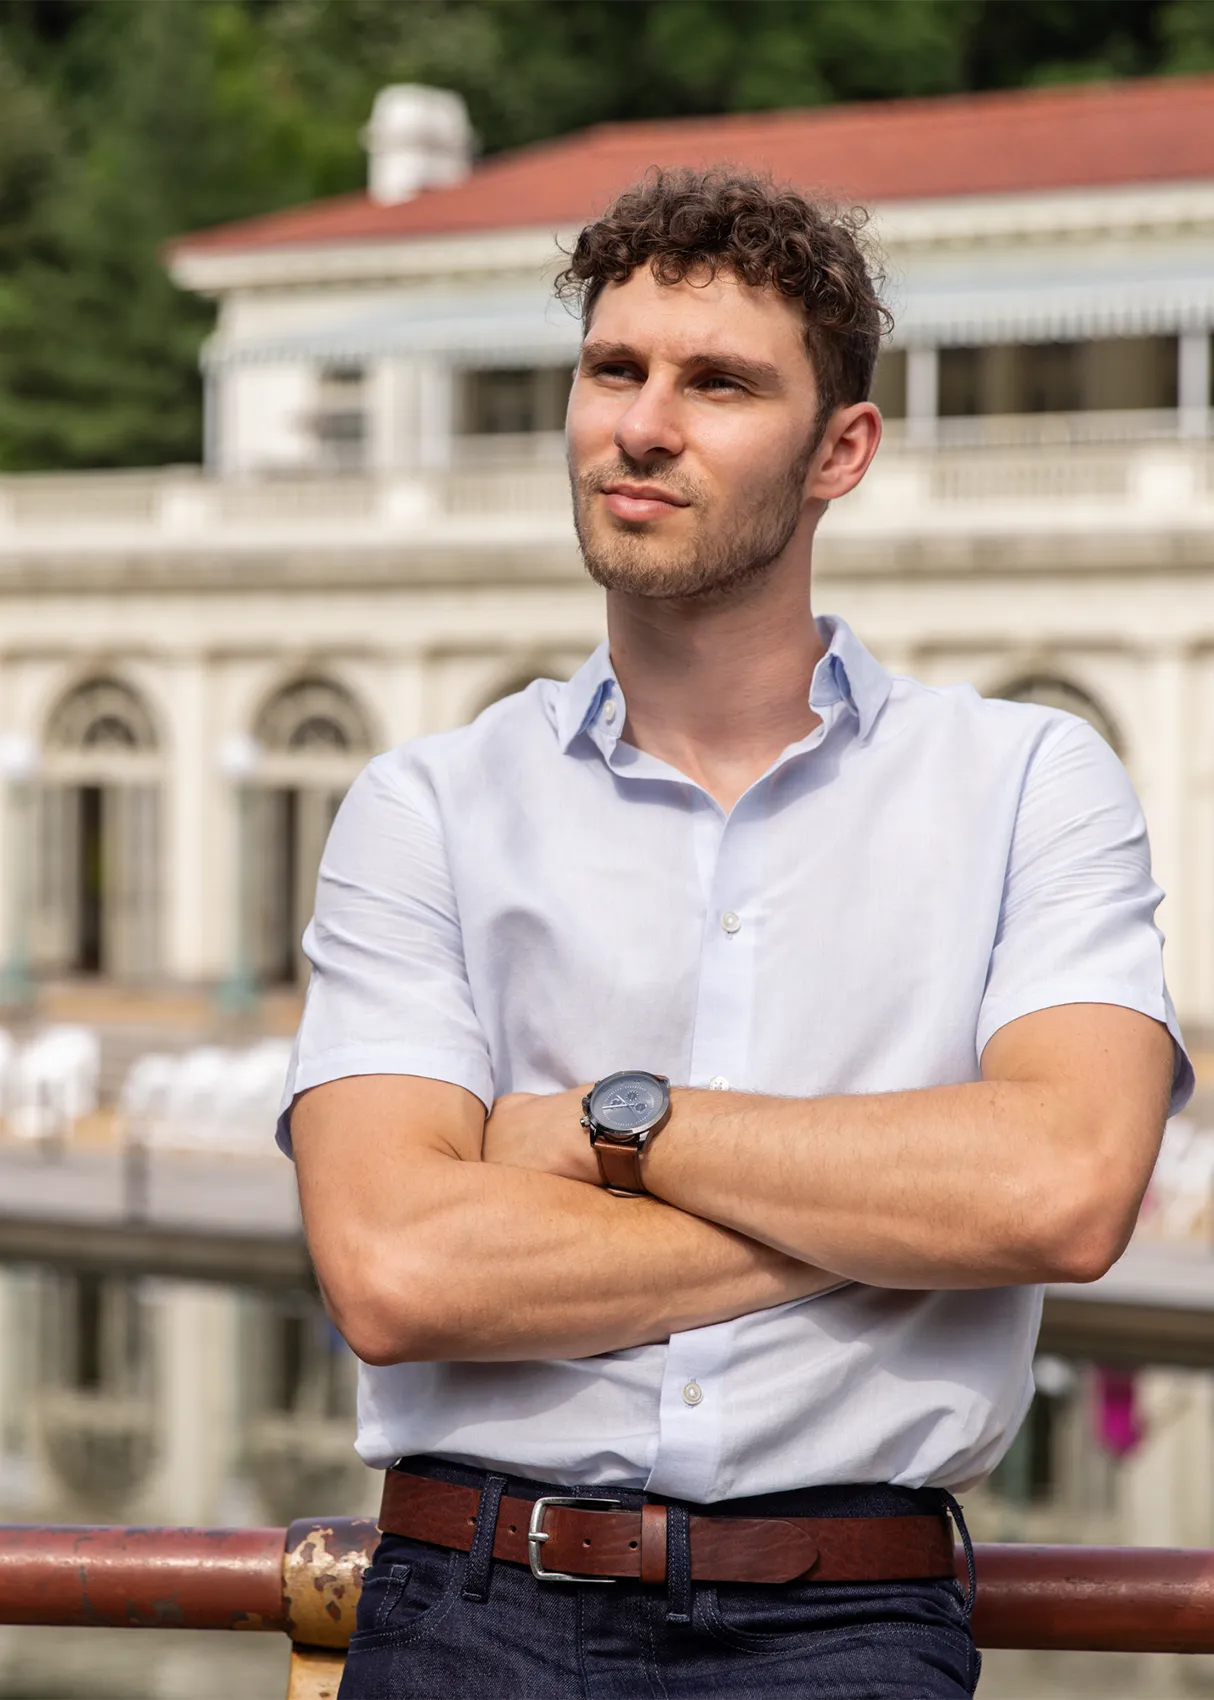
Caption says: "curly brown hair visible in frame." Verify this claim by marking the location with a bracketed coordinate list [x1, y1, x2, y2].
[556, 167, 892, 431]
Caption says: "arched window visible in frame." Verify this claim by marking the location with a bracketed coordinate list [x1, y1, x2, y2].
[46, 678, 158, 753]
[254, 678, 373, 756]
[245, 678, 375, 987]
[992, 673, 1122, 754]
[35, 678, 161, 981]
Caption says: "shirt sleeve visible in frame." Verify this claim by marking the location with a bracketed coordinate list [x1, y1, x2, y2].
[275, 751, 494, 1155]
[976, 715, 1193, 1115]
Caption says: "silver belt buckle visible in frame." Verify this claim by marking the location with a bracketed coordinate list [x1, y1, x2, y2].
[527, 1494, 621, 1583]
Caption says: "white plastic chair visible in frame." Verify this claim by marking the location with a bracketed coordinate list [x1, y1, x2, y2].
[10, 1025, 99, 1142]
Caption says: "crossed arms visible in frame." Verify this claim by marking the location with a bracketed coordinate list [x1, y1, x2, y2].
[292, 1002, 1173, 1367]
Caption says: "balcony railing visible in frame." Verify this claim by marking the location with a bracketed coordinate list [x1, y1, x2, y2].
[0, 416, 1210, 560]
[3, 1520, 1214, 1698]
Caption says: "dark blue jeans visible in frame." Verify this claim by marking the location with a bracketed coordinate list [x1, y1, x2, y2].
[338, 1458, 981, 1699]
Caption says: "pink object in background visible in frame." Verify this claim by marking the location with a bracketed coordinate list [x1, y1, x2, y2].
[1095, 1368, 1144, 1457]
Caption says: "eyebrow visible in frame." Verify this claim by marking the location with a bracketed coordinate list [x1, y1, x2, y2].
[579, 339, 783, 389]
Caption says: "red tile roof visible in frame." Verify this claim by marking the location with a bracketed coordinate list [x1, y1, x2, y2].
[174, 75, 1214, 257]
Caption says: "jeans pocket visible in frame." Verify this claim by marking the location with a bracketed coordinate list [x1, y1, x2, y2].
[699, 1576, 971, 1655]
[348, 1544, 463, 1649]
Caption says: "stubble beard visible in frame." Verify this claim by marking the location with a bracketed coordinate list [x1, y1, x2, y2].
[571, 435, 818, 603]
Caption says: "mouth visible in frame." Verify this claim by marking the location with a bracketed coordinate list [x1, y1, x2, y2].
[599, 482, 690, 524]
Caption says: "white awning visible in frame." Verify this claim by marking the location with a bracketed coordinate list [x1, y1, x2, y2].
[203, 292, 582, 371]
[890, 260, 1214, 347]
[205, 258, 1214, 370]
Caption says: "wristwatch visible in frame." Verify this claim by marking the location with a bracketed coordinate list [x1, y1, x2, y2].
[581, 1070, 672, 1196]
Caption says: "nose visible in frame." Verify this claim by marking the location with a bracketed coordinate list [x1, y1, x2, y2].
[614, 375, 684, 463]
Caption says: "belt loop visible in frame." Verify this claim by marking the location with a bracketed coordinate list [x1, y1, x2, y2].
[462, 1472, 507, 1603]
[640, 1503, 667, 1585]
[664, 1501, 692, 1623]
[940, 1489, 976, 1617]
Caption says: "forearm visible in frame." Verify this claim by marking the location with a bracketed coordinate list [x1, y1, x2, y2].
[324, 1156, 838, 1365]
[644, 1077, 1144, 1288]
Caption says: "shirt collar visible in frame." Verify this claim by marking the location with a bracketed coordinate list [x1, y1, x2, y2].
[809, 616, 893, 741]
[553, 617, 892, 754]
[554, 641, 618, 753]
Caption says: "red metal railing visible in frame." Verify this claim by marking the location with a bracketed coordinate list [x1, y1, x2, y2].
[3, 1521, 1214, 1695]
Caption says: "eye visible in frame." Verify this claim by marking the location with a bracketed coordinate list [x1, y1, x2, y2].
[696, 374, 748, 395]
[589, 361, 640, 383]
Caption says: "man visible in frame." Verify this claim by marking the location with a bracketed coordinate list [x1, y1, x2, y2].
[284, 169, 1189, 1698]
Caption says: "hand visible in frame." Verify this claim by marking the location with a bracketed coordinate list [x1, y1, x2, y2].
[482, 1085, 601, 1186]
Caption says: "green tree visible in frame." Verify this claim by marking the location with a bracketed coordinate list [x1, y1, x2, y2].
[0, 0, 363, 469]
[0, 38, 62, 266]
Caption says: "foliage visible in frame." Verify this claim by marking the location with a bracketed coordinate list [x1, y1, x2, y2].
[0, 0, 1208, 470]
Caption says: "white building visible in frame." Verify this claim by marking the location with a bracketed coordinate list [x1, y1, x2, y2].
[0, 73, 1210, 1019]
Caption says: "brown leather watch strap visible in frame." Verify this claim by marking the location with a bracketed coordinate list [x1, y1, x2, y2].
[379, 1470, 956, 1586]
[592, 1137, 646, 1195]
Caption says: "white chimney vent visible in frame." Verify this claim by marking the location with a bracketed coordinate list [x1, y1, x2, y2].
[362, 85, 474, 206]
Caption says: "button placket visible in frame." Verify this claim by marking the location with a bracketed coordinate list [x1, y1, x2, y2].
[688, 800, 756, 1099]
[646, 802, 759, 1503]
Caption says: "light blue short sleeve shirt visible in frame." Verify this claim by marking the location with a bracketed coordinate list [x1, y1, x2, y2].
[279, 616, 1192, 1500]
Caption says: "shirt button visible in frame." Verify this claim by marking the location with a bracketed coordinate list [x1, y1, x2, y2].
[682, 1380, 704, 1406]
[602, 700, 617, 723]
[720, 911, 741, 935]
[708, 1076, 729, 1091]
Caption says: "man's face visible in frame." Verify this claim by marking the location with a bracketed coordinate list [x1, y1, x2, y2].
[565, 264, 825, 601]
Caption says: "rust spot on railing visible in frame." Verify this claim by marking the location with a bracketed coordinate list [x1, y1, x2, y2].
[282, 1518, 379, 1648]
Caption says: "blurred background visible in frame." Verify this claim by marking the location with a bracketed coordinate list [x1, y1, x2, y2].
[2, 1, 1214, 1694]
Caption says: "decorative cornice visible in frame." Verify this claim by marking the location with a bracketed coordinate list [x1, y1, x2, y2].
[1, 525, 1212, 596]
[872, 181, 1214, 255]
[170, 227, 577, 297]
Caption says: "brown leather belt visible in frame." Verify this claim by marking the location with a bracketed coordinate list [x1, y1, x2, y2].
[379, 1469, 956, 1586]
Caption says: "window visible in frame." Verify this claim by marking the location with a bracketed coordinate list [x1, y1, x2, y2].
[459, 366, 571, 436]
[254, 677, 373, 755]
[248, 678, 375, 985]
[313, 365, 367, 470]
[47, 678, 157, 753]
[939, 337, 1178, 418]
[869, 350, 907, 420]
[38, 678, 162, 982]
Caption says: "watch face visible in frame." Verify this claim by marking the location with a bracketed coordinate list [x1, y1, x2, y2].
[590, 1072, 667, 1136]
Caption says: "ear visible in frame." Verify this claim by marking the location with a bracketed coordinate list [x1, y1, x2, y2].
[807, 402, 882, 502]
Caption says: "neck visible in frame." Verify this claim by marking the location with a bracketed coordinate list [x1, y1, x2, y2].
[606, 548, 827, 812]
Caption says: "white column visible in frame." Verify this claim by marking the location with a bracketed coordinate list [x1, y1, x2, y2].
[366, 360, 398, 474]
[202, 370, 219, 473]
[1178, 330, 1210, 438]
[416, 359, 455, 469]
[905, 347, 939, 447]
[163, 657, 211, 983]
